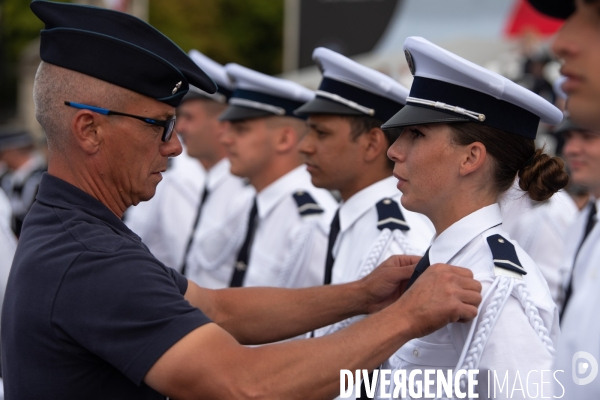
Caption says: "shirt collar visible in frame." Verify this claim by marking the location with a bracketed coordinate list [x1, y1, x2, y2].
[339, 176, 398, 232]
[429, 203, 502, 264]
[256, 165, 311, 219]
[35, 173, 140, 241]
[206, 158, 231, 191]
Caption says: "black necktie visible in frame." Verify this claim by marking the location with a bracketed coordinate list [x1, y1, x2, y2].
[323, 209, 341, 285]
[229, 198, 258, 287]
[404, 248, 431, 292]
[561, 202, 597, 321]
[180, 184, 210, 275]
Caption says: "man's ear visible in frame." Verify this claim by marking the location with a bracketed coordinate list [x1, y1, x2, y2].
[459, 141, 487, 177]
[70, 110, 102, 155]
[274, 125, 298, 154]
[362, 127, 387, 163]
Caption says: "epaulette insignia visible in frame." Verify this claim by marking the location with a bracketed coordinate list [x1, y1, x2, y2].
[292, 191, 324, 216]
[375, 198, 409, 231]
[486, 234, 527, 276]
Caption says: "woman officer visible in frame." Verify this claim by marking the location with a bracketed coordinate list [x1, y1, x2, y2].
[378, 37, 568, 399]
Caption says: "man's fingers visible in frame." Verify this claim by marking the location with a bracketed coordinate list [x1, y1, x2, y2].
[386, 255, 423, 268]
[457, 276, 483, 294]
[456, 289, 482, 309]
[455, 305, 479, 323]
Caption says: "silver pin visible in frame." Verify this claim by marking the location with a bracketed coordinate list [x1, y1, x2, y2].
[172, 81, 183, 95]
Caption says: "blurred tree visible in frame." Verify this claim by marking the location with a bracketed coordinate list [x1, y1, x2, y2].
[0, 0, 283, 121]
[0, 0, 70, 118]
[149, 0, 283, 75]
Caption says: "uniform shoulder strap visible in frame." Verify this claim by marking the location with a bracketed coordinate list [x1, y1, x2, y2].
[375, 198, 409, 231]
[486, 234, 527, 276]
[292, 191, 324, 216]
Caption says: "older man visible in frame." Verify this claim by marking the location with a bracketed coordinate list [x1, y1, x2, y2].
[530, 0, 600, 397]
[1, 2, 482, 399]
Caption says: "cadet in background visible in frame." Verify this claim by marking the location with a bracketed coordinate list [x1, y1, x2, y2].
[295, 48, 434, 348]
[0, 128, 46, 237]
[219, 64, 338, 289]
[177, 50, 255, 288]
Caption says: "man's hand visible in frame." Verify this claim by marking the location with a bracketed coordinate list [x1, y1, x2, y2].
[394, 263, 482, 338]
[360, 255, 423, 314]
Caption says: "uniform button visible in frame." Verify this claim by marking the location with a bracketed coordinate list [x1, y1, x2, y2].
[498, 238, 505, 243]
[296, 191, 304, 195]
[383, 198, 392, 205]
[413, 349, 419, 357]
[236, 261, 247, 271]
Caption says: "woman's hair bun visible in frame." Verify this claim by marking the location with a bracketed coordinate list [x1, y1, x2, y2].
[518, 149, 569, 201]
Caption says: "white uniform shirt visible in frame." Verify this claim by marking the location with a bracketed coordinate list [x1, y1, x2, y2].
[184, 158, 255, 289]
[126, 151, 205, 270]
[500, 184, 578, 304]
[243, 165, 337, 288]
[315, 176, 434, 338]
[555, 199, 597, 311]
[553, 198, 600, 399]
[379, 204, 558, 400]
[0, 189, 17, 311]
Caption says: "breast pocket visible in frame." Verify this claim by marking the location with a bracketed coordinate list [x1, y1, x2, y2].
[382, 340, 459, 399]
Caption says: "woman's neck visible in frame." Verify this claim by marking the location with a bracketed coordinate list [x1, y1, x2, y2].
[428, 192, 497, 237]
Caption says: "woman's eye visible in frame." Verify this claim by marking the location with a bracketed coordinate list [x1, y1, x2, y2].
[411, 128, 424, 138]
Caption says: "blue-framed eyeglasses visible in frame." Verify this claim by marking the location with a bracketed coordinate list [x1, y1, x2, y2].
[64, 101, 176, 142]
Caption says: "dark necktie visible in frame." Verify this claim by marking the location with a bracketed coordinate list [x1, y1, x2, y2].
[323, 209, 341, 285]
[229, 198, 258, 287]
[560, 202, 597, 321]
[180, 184, 210, 275]
[404, 248, 431, 292]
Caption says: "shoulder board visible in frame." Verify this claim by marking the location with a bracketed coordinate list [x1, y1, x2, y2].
[292, 191, 324, 216]
[375, 198, 409, 231]
[486, 234, 527, 276]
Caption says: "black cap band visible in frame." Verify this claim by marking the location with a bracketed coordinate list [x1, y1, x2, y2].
[408, 77, 540, 139]
[231, 89, 307, 118]
[316, 78, 404, 121]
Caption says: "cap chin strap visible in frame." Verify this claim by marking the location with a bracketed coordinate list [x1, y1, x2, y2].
[316, 90, 375, 116]
[407, 96, 486, 122]
[229, 98, 286, 116]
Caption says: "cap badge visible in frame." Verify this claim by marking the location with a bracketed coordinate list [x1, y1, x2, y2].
[172, 81, 182, 95]
[404, 49, 415, 76]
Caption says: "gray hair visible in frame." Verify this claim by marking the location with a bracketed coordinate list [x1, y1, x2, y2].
[33, 62, 134, 156]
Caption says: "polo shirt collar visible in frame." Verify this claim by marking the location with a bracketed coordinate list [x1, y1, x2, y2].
[339, 176, 398, 233]
[256, 165, 310, 219]
[429, 203, 502, 264]
[35, 173, 139, 240]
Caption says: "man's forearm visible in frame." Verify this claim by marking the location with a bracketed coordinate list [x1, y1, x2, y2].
[186, 280, 368, 344]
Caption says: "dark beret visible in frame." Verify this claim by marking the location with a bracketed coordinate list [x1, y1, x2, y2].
[30, 0, 217, 107]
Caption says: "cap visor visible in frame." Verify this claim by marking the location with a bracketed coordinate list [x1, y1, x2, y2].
[527, 0, 574, 19]
[381, 104, 471, 130]
[218, 105, 276, 122]
[295, 97, 365, 117]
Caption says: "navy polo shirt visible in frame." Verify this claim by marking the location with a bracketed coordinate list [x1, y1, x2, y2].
[1, 173, 212, 399]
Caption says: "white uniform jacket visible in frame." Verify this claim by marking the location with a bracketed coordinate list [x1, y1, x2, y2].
[242, 165, 337, 288]
[379, 204, 559, 400]
[184, 158, 255, 289]
[500, 182, 578, 305]
[553, 198, 600, 399]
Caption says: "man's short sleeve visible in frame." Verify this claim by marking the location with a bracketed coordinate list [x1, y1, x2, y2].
[52, 247, 211, 385]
